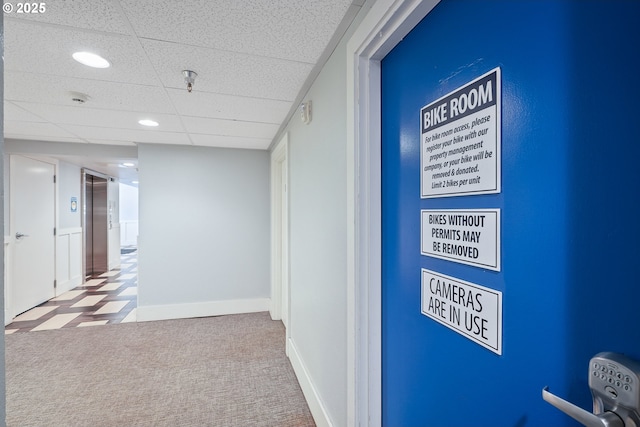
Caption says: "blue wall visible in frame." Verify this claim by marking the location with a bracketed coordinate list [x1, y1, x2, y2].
[381, 1, 640, 426]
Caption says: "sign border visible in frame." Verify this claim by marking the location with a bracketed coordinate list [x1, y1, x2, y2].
[421, 269, 503, 355]
[420, 67, 502, 199]
[421, 208, 501, 271]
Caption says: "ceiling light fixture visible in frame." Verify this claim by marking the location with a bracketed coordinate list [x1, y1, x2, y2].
[72, 51, 110, 68]
[182, 70, 197, 93]
[122, 162, 135, 167]
[138, 119, 159, 127]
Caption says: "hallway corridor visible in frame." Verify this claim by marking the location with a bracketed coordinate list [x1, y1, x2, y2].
[5, 249, 138, 334]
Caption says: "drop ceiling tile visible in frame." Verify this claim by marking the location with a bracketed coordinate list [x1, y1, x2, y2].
[59, 124, 191, 145]
[87, 138, 136, 146]
[189, 134, 271, 150]
[4, 102, 47, 122]
[6, 72, 174, 114]
[5, 19, 158, 85]
[6, 1, 132, 34]
[168, 89, 291, 124]
[14, 103, 184, 132]
[5, 121, 81, 139]
[141, 39, 312, 101]
[84, 139, 137, 147]
[4, 135, 88, 144]
[121, 0, 353, 62]
[181, 116, 279, 139]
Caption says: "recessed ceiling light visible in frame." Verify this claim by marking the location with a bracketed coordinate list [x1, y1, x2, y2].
[122, 162, 135, 167]
[72, 51, 110, 68]
[138, 119, 159, 127]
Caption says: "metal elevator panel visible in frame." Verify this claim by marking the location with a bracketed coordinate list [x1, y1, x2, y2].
[84, 172, 108, 276]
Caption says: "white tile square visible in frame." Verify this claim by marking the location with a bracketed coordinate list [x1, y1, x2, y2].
[5, 329, 18, 335]
[118, 287, 137, 296]
[71, 295, 107, 308]
[52, 290, 86, 301]
[31, 313, 81, 331]
[98, 282, 123, 292]
[77, 320, 109, 328]
[121, 308, 137, 323]
[13, 305, 57, 322]
[83, 278, 107, 287]
[118, 274, 136, 281]
[94, 301, 129, 315]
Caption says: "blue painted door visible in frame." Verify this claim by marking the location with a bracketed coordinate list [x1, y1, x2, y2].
[381, 1, 640, 426]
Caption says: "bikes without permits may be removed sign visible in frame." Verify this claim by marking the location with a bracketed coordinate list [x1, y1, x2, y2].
[421, 209, 501, 271]
[421, 68, 501, 198]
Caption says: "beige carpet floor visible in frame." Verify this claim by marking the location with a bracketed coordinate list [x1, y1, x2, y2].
[6, 312, 315, 427]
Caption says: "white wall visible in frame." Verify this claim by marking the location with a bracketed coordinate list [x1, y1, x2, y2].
[119, 183, 139, 246]
[0, 18, 6, 420]
[137, 144, 270, 321]
[277, 8, 368, 425]
[107, 178, 120, 270]
[55, 162, 83, 294]
[57, 161, 81, 229]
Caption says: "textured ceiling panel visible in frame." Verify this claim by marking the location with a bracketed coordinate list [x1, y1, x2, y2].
[3, 0, 362, 178]
[181, 116, 279, 139]
[5, 19, 158, 85]
[168, 89, 291, 123]
[4, 102, 47, 122]
[15, 103, 185, 132]
[59, 124, 192, 145]
[6, 72, 175, 114]
[120, 0, 353, 63]
[189, 134, 271, 150]
[141, 39, 313, 101]
[5, 134, 88, 144]
[4, 121, 83, 139]
[83, 139, 137, 146]
[7, 0, 133, 34]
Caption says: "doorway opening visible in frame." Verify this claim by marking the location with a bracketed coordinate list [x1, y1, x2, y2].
[270, 133, 290, 336]
[4, 168, 139, 333]
[84, 171, 109, 278]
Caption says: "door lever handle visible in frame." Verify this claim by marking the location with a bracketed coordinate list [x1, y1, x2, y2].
[542, 387, 623, 427]
[15, 232, 30, 240]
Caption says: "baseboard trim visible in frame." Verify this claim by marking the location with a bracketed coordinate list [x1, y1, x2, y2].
[287, 338, 333, 427]
[136, 298, 271, 322]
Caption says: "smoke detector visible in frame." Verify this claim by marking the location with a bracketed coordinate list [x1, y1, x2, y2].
[182, 70, 197, 93]
[70, 91, 89, 104]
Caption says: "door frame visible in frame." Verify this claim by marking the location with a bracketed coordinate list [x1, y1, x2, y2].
[270, 133, 290, 340]
[346, 1, 440, 425]
[81, 168, 111, 280]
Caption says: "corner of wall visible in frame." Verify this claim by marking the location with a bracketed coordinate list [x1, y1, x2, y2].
[136, 298, 271, 322]
[287, 338, 334, 427]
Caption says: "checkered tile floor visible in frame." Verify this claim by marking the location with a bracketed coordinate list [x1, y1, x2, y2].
[5, 249, 138, 334]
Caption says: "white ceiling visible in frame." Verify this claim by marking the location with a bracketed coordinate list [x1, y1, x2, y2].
[4, 0, 365, 183]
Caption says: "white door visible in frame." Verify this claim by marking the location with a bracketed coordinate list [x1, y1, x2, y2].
[10, 155, 56, 316]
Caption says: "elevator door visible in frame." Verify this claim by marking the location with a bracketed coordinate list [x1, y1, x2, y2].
[85, 173, 108, 276]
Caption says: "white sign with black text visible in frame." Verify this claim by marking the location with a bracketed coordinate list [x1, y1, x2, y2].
[421, 67, 501, 198]
[422, 269, 502, 355]
[421, 209, 500, 271]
